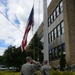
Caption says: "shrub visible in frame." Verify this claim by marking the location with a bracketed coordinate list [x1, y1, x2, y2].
[36, 69, 75, 75]
[60, 52, 66, 71]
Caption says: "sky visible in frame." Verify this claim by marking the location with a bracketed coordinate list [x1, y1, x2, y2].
[0, 0, 51, 56]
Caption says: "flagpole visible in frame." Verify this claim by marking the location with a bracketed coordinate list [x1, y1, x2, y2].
[43, 0, 49, 65]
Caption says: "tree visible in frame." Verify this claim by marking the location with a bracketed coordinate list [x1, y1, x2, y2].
[3, 45, 26, 70]
[0, 56, 4, 65]
[28, 32, 43, 63]
[3, 45, 14, 67]
[59, 52, 66, 71]
[3, 32, 43, 70]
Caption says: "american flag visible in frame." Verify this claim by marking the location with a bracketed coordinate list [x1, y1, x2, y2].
[21, 6, 34, 51]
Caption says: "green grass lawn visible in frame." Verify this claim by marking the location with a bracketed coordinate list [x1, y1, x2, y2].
[0, 71, 20, 75]
[1, 70, 75, 75]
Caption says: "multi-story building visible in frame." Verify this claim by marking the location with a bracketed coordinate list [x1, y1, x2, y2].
[36, 0, 75, 67]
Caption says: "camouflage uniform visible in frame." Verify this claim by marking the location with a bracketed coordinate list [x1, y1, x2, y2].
[20, 62, 41, 75]
[41, 65, 51, 75]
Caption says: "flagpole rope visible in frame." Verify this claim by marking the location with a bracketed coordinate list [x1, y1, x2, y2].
[32, 29, 35, 60]
[31, 0, 41, 61]
[0, 11, 23, 33]
[37, 0, 40, 61]
[33, 0, 35, 5]
[32, 0, 35, 60]
[0, 11, 32, 40]
[32, 0, 41, 61]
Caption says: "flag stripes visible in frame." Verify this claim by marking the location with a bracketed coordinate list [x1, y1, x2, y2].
[21, 6, 34, 51]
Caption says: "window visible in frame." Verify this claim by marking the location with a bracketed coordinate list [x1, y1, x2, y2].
[48, 1, 63, 25]
[57, 25, 60, 37]
[60, 21, 64, 34]
[58, 45, 61, 57]
[54, 47, 58, 58]
[59, 1, 63, 13]
[50, 15, 53, 23]
[48, 33, 50, 43]
[50, 31, 54, 42]
[49, 50, 52, 60]
[51, 49, 55, 59]
[51, 32, 52, 42]
[48, 33, 52, 43]
[52, 31, 54, 41]
[50, 43, 66, 60]
[48, 21, 64, 42]
[56, 6, 59, 17]
[62, 43, 66, 54]
[48, 17, 50, 26]
[54, 28, 57, 39]
[53, 11, 56, 20]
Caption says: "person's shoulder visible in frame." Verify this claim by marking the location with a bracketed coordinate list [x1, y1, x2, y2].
[41, 65, 46, 69]
[42, 65, 51, 69]
[46, 65, 51, 70]
[22, 63, 31, 67]
[21, 63, 26, 68]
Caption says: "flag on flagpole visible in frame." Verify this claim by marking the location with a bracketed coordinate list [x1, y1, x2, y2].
[21, 6, 34, 51]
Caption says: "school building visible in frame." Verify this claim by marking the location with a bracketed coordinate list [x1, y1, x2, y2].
[36, 0, 75, 67]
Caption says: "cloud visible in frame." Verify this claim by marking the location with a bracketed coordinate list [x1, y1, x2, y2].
[0, 0, 52, 56]
[0, 47, 6, 56]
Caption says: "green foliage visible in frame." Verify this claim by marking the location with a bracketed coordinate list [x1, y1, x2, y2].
[36, 69, 75, 75]
[27, 32, 43, 63]
[3, 46, 15, 67]
[50, 69, 75, 75]
[3, 46, 26, 70]
[59, 52, 66, 71]
[2, 32, 43, 71]
[0, 56, 4, 65]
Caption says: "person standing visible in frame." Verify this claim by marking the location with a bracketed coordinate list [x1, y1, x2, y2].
[20, 56, 41, 75]
[41, 60, 51, 75]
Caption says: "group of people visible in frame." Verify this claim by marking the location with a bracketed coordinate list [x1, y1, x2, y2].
[20, 56, 51, 75]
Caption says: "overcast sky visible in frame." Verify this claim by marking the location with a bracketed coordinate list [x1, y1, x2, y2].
[0, 0, 51, 56]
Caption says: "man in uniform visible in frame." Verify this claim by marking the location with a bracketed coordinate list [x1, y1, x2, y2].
[41, 60, 51, 75]
[20, 56, 41, 75]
